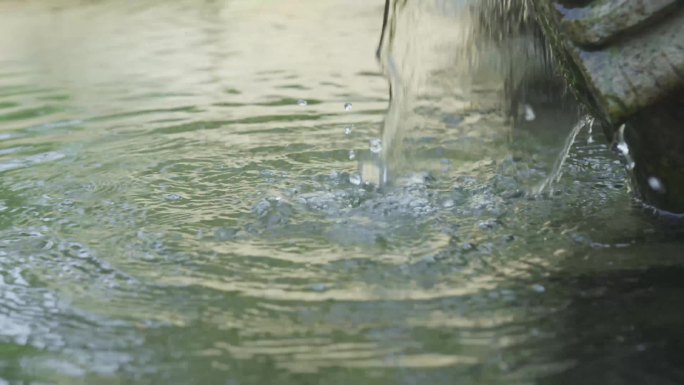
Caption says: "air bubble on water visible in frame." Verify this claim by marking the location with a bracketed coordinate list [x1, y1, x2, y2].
[647, 177, 666, 194]
[524, 104, 535, 121]
[348, 149, 356, 160]
[370, 138, 382, 154]
[165, 193, 182, 201]
[349, 173, 362, 186]
[344, 102, 353, 111]
[297, 99, 307, 106]
[344, 126, 353, 135]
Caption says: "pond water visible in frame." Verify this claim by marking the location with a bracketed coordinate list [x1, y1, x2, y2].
[0, 1, 683, 384]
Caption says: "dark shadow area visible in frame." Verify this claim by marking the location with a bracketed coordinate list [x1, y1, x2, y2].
[539, 265, 684, 385]
[625, 88, 684, 215]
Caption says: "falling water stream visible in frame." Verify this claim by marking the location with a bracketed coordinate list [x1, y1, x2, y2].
[0, 1, 683, 384]
[534, 117, 590, 196]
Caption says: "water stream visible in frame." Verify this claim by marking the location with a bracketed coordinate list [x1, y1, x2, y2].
[534, 116, 590, 196]
[0, 1, 683, 384]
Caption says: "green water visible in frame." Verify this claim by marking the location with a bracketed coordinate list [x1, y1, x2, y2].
[0, 1, 683, 384]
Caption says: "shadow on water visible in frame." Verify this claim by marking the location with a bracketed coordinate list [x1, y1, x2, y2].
[538, 263, 684, 385]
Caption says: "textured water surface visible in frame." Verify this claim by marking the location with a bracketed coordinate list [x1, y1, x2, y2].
[0, 1, 683, 384]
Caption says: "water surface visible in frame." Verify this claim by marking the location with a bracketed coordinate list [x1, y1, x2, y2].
[0, 1, 683, 384]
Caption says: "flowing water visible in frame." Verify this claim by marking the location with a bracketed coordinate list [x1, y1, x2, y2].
[0, 1, 683, 384]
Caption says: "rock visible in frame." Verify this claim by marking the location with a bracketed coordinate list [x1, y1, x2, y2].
[532, 0, 684, 124]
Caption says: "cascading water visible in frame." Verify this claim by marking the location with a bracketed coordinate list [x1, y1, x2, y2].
[534, 115, 591, 196]
[369, 0, 552, 186]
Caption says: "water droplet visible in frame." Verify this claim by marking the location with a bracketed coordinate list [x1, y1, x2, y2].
[297, 99, 307, 106]
[369, 138, 382, 154]
[647, 177, 666, 194]
[524, 104, 535, 121]
[344, 126, 353, 135]
[349, 173, 362, 186]
[344, 102, 353, 111]
[348, 149, 356, 160]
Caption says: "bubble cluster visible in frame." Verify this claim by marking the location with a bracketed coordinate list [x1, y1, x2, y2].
[369, 138, 382, 154]
[349, 173, 362, 186]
